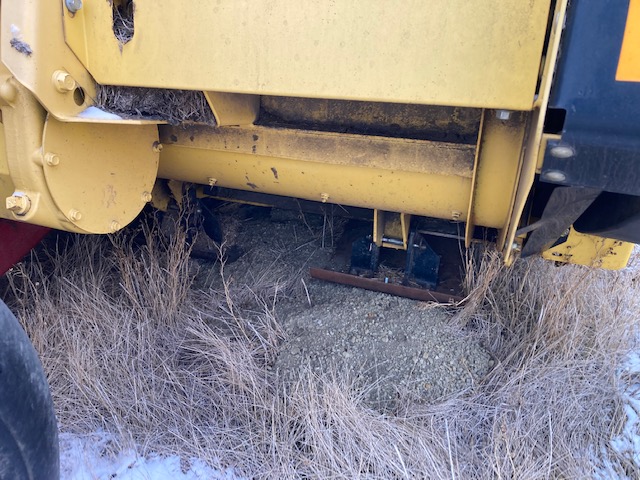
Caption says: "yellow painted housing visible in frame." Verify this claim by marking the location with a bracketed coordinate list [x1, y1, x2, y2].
[0, 0, 631, 270]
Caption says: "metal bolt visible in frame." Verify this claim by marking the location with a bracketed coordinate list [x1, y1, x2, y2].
[152, 141, 163, 153]
[6, 194, 30, 215]
[320, 193, 330, 203]
[451, 211, 461, 221]
[495, 110, 512, 121]
[52, 70, 77, 93]
[110, 221, 121, 233]
[68, 209, 82, 221]
[207, 177, 217, 186]
[141, 191, 152, 203]
[65, 0, 83, 13]
[45, 152, 60, 166]
[549, 144, 575, 159]
[542, 170, 567, 183]
[511, 242, 522, 252]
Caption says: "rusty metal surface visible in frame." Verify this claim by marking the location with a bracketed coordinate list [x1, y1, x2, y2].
[260, 97, 482, 143]
[309, 268, 463, 304]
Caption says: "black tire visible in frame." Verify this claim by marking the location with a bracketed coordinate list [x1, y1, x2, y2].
[0, 300, 59, 480]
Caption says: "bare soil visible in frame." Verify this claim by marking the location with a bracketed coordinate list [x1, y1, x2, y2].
[198, 205, 491, 412]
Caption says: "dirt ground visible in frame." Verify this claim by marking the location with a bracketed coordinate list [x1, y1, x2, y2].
[190, 204, 491, 412]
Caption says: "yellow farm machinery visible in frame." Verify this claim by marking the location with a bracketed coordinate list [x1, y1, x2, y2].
[2, 1, 640, 477]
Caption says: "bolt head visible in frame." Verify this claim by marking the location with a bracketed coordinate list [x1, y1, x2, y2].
[68, 209, 82, 221]
[45, 153, 60, 166]
[320, 193, 330, 203]
[542, 170, 567, 183]
[5, 194, 30, 215]
[549, 145, 575, 159]
[152, 141, 163, 153]
[141, 192, 153, 203]
[52, 70, 77, 93]
[65, 0, 82, 13]
[110, 221, 121, 233]
[207, 177, 217, 187]
[495, 110, 512, 121]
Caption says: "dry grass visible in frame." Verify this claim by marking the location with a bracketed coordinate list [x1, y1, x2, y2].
[95, 86, 216, 125]
[4, 222, 640, 479]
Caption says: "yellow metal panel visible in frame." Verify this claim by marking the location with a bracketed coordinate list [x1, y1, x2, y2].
[465, 110, 528, 245]
[1, 1, 96, 120]
[157, 147, 472, 222]
[617, 0, 640, 82]
[542, 229, 634, 270]
[64, 0, 551, 109]
[0, 123, 16, 220]
[0, 75, 78, 230]
[204, 92, 260, 126]
[42, 117, 160, 233]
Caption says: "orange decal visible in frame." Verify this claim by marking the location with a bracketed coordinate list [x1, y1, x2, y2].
[618, 0, 640, 81]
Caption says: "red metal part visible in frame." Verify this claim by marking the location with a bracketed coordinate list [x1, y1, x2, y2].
[309, 267, 464, 303]
[0, 219, 50, 275]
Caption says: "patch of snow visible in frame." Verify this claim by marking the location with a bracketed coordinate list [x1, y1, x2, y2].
[611, 352, 640, 466]
[593, 350, 640, 478]
[59, 432, 241, 480]
[77, 107, 123, 121]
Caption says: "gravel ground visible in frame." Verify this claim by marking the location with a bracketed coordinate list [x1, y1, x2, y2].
[276, 286, 491, 412]
[197, 204, 492, 412]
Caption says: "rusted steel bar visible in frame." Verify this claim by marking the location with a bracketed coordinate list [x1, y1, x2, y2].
[309, 268, 464, 303]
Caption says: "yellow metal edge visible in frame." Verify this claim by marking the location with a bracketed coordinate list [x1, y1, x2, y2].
[464, 109, 486, 247]
[502, 0, 569, 265]
[541, 228, 634, 270]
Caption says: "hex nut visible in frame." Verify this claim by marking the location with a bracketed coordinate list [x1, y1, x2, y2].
[45, 153, 60, 167]
[141, 192, 153, 203]
[110, 221, 121, 233]
[52, 70, 77, 93]
[6, 194, 30, 215]
[68, 209, 82, 221]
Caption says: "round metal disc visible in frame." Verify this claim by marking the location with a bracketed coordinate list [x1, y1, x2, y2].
[42, 116, 159, 233]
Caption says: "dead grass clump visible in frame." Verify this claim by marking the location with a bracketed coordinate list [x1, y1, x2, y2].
[4, 224, 639, 478]
[95, 85, 216, 126]
[112, 0, 134, 46]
